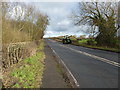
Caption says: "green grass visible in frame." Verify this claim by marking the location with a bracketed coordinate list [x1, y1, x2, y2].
[53, 38, 119, 52]
[78, 39, 97, 44]
[37, 41, 44, 50]
[73, 39, 119, 52]
[72, 43, 119, 52]
[11, 42, 45, 88]
[55, 38, 119, 53]
[78, 39, 88, 44]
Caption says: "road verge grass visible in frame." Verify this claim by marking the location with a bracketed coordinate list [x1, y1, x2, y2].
[72, 43, 120, 53]
[53, 39, 119, 53]
[3, 41, 45, 88]
[11, 52, 45, 88]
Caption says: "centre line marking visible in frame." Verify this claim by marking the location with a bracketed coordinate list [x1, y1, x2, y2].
[58, 44, 120, 67]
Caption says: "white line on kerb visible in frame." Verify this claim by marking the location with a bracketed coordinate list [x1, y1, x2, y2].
[58, 44, 120, 67]
[50, 46, 80, 87]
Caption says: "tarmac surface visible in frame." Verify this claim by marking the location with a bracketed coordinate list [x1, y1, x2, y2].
[45, 39, 119, 88]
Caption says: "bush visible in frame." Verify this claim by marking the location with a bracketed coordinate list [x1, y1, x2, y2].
[78, 39, 88, 44]
[2, 20, 31, 44]
[87, 39, 97, 45]
[2, 2, 49, 44]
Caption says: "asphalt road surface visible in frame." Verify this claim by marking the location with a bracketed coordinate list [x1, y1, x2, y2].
[45, 39, 119, 88]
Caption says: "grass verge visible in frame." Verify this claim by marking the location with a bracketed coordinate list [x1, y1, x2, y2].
[3, 41, 45, 88]
[72, 43, 120, 53]
[11, 52, 45, 88]
[53, 39, 119, 53]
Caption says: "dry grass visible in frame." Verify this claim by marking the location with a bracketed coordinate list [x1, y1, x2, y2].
[2, 20, 31, 44]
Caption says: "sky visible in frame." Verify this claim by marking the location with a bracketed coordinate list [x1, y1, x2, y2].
[2, 0, 120, 38]
[29, 2, 91, 38]
[25, 1, 120, 38]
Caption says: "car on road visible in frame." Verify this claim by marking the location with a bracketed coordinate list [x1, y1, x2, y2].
[62, 35, 72, 44]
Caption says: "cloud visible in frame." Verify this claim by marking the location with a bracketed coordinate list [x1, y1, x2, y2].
[29, 2, 90, 38]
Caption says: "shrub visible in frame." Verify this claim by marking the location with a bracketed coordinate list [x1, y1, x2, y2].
[87, 39, 97, 45]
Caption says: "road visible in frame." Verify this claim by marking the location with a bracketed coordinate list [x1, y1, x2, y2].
[45, 39, 119, 88]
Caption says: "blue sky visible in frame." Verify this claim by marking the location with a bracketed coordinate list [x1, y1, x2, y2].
[28, 2, 91, 38]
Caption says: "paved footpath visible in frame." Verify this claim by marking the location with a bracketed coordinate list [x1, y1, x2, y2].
[41, 43, 69, 88]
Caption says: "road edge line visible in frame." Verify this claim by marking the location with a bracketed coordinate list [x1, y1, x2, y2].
[59, 44, 120, 67]
[49, 46, 80, 88]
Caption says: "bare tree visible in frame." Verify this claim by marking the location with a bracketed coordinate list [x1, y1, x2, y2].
[2, 2, 49, 43]
[72, 2, 118, 47]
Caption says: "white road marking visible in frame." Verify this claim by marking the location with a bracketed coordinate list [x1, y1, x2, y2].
[58, 44, 120, 67]
[50, 46, 80, 87]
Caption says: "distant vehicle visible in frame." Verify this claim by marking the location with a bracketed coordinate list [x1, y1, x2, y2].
[62, 35, 72, 44]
